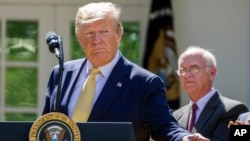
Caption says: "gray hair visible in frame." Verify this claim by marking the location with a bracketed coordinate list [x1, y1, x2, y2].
[75, 2, 123, 34]
[179, 46, 217, 67]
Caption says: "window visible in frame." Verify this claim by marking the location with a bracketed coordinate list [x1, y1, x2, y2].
[4, 21, 38, 121]
[0, 6, 54, 121]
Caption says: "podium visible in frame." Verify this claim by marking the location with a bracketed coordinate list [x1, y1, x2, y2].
[0, 121, 135, 141]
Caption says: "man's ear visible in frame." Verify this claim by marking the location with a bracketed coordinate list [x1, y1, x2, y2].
[209, 67, 217, 81]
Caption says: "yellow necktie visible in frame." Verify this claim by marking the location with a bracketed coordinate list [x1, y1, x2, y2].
[72, 68, 100, 122]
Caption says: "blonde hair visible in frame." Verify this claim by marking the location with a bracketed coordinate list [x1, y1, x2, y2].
[75, 2, 123, 34]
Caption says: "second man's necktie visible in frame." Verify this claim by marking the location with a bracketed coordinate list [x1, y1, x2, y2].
[188, 103, 198, 132]
[72, 68, 100, 122]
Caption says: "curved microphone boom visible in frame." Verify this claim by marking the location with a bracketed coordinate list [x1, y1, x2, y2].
[46, 31, 61, 58]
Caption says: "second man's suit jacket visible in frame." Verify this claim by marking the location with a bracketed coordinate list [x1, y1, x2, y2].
[42, 55, 190, 141]
[173, 91, 249, 141]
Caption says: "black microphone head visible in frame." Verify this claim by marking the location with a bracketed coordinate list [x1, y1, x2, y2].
[46, 31, 59, 53]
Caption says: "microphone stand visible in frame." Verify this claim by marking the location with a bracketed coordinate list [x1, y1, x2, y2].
[54, 36, 64, 112]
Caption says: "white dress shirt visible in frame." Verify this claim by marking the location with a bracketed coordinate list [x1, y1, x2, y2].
[189, 88, 217, 123]
[68, 51, 121, 117]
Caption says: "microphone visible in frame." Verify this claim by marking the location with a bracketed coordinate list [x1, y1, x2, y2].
[46, 31, 64, 112]
[46, 31, 60, 58]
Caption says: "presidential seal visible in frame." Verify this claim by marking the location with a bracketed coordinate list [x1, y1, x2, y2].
[29, 112, 81, 141]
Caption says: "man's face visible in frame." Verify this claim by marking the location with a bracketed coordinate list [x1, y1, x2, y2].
[77, 18, 122, 67]
[178, 54, 215, 97]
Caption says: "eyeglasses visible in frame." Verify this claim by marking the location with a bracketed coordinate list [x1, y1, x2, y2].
[176, 65, 210, 76]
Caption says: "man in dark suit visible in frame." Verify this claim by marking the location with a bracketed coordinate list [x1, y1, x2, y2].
[173, 46, 248, 141]
[42, 2, 210, 141]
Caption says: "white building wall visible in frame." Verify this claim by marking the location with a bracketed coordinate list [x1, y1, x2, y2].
[172, 0, 249, 107]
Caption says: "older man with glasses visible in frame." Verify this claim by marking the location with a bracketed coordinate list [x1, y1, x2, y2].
[173, 46, 248, 141]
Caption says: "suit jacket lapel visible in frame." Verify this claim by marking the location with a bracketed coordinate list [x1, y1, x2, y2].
[195, 92, 219, 131]
[60, 59, 86, 113]
[89, 57, 130, 121]
[176, 105, 190, 129]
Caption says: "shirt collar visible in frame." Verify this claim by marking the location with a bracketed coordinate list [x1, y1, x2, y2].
[85, 51, 121, 77]
[190, 88, 217, 110]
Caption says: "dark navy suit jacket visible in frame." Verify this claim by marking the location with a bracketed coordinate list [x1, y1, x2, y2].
[42, 56, 190, 141]
[173, 92, 249, 141]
